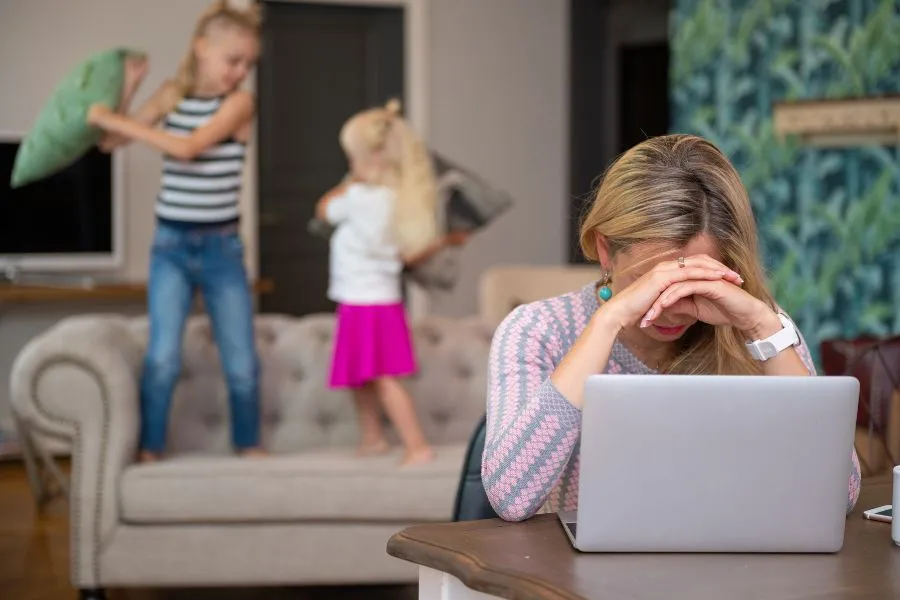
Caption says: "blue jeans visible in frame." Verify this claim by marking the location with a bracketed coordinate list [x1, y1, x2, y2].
[140, 222, 260, 453]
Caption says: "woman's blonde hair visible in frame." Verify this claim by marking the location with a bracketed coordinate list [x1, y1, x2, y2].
[339, 99, 439, 258]
[175, 0, 261, 98]
[580, 134, 773, 376]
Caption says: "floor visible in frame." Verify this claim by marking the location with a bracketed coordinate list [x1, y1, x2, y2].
[0, 460, 417, 600]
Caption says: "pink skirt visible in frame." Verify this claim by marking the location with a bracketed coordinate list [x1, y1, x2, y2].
[328, 303, 418, 389]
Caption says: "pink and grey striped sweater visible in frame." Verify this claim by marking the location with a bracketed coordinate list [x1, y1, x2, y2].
[482, 282, 862, 522]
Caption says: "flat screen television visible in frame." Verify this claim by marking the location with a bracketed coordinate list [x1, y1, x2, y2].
[0, 134, 123, 274]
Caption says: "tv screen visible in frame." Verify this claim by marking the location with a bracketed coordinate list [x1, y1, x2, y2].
[0, 140, 113, 255]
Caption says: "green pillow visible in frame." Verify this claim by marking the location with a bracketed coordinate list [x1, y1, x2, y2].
[11, 47, 145, 188]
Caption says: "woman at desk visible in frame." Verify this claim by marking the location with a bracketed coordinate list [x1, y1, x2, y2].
[483, 134, 861, 522]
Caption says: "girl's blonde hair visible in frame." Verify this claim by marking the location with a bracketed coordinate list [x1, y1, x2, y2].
[339, 99, 439, 258]
[176, 0, 261, 98]
[579, 134, 773, 376]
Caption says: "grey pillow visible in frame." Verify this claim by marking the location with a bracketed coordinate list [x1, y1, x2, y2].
[432, 151, 513, 232]
[308, 152, 513, 291]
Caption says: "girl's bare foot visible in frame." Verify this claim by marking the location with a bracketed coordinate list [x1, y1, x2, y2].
[240, 447, 268, 458]
[138, 450, 160, 463]
[374, 377, 434, 467]
[401, 446, 435, 466]
[357, 439, 391, 456]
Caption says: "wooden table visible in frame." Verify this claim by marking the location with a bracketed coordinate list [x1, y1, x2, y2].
[387, 478, 898, 600]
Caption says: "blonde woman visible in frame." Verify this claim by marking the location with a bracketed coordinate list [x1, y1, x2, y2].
[482, 134, 861, 521]
[86, 1, 263, 461]
[316, 100, 462, 465]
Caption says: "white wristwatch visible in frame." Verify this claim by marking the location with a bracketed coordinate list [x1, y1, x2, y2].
[745, 312, 800, 361]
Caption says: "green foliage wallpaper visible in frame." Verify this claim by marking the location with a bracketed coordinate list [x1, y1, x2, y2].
[670, 0, 900, 364]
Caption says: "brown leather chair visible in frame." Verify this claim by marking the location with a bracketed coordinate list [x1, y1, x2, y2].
[821, 335, 900, 475]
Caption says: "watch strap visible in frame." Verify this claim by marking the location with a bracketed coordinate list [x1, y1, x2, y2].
[746, 313, 799, 361]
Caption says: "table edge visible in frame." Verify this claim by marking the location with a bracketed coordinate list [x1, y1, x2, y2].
[387, 478, 894, 600]
[387, 523, 587, 600]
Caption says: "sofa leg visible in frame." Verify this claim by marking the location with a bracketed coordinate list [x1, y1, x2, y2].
[79, 589, 107, 600]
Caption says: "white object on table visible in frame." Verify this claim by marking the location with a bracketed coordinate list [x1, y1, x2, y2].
[893, 466, 900, 546]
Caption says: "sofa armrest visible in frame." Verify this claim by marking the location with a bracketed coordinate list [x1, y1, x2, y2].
[9, 316, 141, 588]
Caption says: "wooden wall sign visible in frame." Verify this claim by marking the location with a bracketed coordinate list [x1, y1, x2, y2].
[773, 96, 900, 147]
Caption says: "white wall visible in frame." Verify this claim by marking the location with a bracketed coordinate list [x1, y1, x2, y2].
[0, 0, 570, 432]
[427, 0, 570, 317]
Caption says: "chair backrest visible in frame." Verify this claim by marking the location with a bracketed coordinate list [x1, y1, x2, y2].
[822, 335, 900, 475]
[452, 414, 499, 521]
[479, 265, 598, 327]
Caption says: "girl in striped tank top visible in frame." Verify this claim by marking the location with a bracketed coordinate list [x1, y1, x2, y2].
[87, 1, 264, 462]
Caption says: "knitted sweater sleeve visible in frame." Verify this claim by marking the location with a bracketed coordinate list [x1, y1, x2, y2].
[790, 315, 861, 513]
[482, 303, 583, 521]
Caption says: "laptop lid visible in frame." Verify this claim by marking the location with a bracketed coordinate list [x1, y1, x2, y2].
[572, 374, 859, 553]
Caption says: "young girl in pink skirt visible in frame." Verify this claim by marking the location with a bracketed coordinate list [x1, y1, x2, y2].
[316, 99, 463, 465]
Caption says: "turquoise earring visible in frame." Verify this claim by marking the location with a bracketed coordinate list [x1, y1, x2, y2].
[597, 269, 613, 302]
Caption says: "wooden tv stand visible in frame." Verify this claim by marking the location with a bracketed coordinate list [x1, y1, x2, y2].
[0, 279, 274, 304]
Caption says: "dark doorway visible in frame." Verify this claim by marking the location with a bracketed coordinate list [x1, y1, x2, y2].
[568, 0, 611, 264]
[568, 0, 670, 263]
[618, 42, 669, 154]
[257, 1, 404, 315]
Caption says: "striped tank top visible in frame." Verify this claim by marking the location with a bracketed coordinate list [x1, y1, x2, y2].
[157, 96, 246, 225]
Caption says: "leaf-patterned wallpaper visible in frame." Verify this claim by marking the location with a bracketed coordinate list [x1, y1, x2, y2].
[671, 0, 900, 365]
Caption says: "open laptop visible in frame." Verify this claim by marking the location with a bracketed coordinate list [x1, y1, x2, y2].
[558, 374, 859, 553]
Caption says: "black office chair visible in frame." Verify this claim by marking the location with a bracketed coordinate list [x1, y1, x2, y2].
[452, 414, 499, 521]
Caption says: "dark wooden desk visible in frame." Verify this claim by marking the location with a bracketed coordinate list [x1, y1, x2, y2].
[388, 478, 898, 600]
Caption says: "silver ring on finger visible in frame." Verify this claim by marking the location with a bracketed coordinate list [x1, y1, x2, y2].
[677, 256, 686, 269]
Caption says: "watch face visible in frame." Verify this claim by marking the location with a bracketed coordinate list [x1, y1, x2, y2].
[762, 342, 778, 359]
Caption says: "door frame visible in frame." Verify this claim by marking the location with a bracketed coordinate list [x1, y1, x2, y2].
[256, 0, 431, 317]
[262, 0, 429, 137]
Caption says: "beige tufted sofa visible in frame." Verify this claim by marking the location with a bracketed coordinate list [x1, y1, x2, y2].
[10, 312, 491, 594]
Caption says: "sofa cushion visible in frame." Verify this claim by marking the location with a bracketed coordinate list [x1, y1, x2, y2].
[120, 445, 467, 524]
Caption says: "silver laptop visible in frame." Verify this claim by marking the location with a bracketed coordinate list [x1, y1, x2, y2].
[558, 374, 859, 553]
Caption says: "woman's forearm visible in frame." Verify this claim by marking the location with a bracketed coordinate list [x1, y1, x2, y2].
[550, 308, 621, 409]
[483, 304, 584, 521]
[745, 307, 810, 376]
[847, 448, 861, 513]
